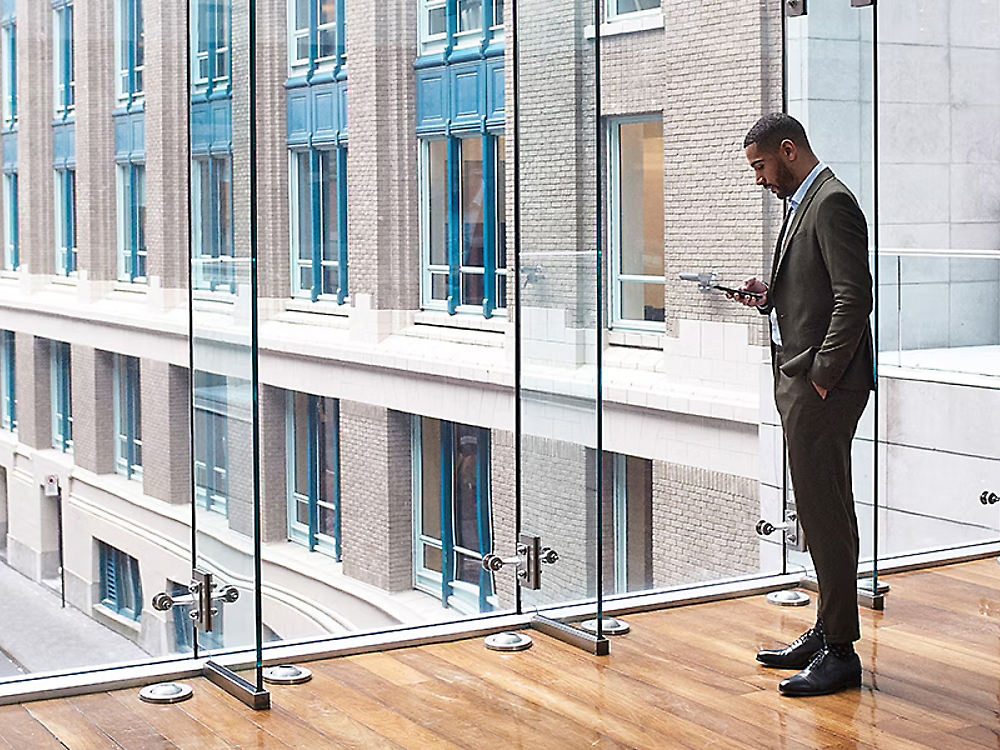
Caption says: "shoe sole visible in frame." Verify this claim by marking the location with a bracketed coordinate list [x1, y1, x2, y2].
[756, 656, 818, 670]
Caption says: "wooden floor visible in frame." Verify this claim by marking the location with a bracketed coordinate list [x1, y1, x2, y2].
[4, 559, 1000, 749]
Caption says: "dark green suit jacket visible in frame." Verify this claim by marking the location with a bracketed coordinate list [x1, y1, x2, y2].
[763, 168, 875, 393]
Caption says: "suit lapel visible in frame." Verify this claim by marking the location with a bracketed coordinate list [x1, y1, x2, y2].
[771, 168, 835, 283]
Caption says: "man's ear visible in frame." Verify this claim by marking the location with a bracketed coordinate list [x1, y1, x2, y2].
[780, 138, 797, 161]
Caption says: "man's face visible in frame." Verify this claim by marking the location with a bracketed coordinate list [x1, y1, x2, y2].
[745, 142, 798, 200]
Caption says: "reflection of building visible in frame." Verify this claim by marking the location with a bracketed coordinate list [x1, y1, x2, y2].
[0, 0, 997, 670]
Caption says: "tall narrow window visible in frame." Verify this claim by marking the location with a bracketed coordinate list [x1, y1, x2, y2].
[53, 2, 74, 117]
[116, 0, 144, 103]
[193, 0, 230, 88]
[0, 330, 15, 431]
[117, 163, 146, 282]
[2, 171, 16, 270]
[1, 19, 15, 129]
[51, 342, 72, 452]
[192, 156, 234, 292]
[611, 454, 653, 594]
[290, 147, 347, 302]
[414, 417, 494, 613]
[419, 0, 502, 52]
[420, 135, 506, 316]
[609, 118, 664, 326]
[98, 541, 142, 620]
[114, 355, 142, 480]
[288, 393, 341, 557]
[55, 168, 77, 275]
[194, 372, 229, 515]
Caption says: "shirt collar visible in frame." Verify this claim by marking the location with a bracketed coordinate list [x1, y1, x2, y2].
[788, 161, 826, 213]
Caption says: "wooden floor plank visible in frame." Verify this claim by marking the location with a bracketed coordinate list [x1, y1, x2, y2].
[0, 704, 67, 749]
[25, 698, 122, 750]
[110, 689, 237, 750]
[68, 692, 177, 750]
[175, 681, 297, 750]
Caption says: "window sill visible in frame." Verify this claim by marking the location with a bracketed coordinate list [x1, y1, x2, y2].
[585, 12, 664, 40]
[285, 298, 351, 318]
[414, 309, 509, 335]
[112, 281, 148, 295]
[92, 604, 141, 640]
[607, 329, 665, 350]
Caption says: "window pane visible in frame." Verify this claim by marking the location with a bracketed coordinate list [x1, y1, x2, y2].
[493, 0, 504, 26]
[458, 0, 483, 32]
[427, 7, 447, 36]
[293, 392, 310, 497]
[427, 140, 448, 268]
[421, 418, 443, 542]
[295, 0, 310, 31]
[496, 136, 506, 273]
[620, 281, 664, 323]
[423, 545, 443, 573]
[320, 150, 338, 265]
[453, 426, 481, 553]
[618, 120, 663, 278]
[297, 152, 313, 264]
[461, 138, 485, 306]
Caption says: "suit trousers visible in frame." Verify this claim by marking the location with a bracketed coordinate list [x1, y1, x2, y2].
[775, 369, 870, 644]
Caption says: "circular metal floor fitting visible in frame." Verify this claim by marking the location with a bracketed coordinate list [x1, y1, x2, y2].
[579, 617, 631, 636]
[139, 682, 194, 704]
[262, 664, 313, 685]
[484, 631, 533, 652]
[766, 589, 811, 607]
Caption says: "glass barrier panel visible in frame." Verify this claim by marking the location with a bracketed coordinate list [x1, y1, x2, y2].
[876, 0, 1000, 560]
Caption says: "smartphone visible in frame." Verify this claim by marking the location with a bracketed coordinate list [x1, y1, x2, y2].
[715, 284, 763, 301]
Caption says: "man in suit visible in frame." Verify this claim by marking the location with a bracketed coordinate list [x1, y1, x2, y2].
[734, 113, 875, 697]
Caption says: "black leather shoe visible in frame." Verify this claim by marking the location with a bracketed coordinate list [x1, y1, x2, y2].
[756, 629, 823, 670]
[778, 648, 862, 697]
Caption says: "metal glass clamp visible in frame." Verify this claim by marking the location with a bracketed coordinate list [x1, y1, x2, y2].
[481, 534, 559, 590]
[151, 568, 239, 633]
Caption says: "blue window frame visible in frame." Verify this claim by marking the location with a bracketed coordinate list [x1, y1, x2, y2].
[0, 330, 15, 431]
[117, 162, 146, 282]
[289, 0, 345, 75]
[609, 118, 664, 327]
[98, 540, 142, 620]
[290, 147, 347, 302]
[192, 0, 230, 91]
[55, 167, 76, 275]
[413, 417, 494, 614]
[194, 372, 229, 515]
[51, 341, 72, 452]
[114, 354, 142, 480]
[287, 392, 341, 557]
[2, 170, 16, 270]
[420, 134, 506, 316]
[1, 17, 15, 129]
[53, 1, 74, 118]
[192, 155, 234, 292]
[116, 0, 144, 104]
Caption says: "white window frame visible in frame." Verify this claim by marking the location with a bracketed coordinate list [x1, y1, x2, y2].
[288, 0, 340, 71]
[50, 341, 73, 453]
[1, 21, 16, 128]
[116, 162, 146, 283]
[54, 168, 77, 276]
[52, 3, 74, 117]
[607, 0, 661, 23]
[113, 354, 142, 481]
[419, 0, 448, 55]
[115, 0, 144, 102]
[191, 0, 230, 88]
[608, 116, 665, 331]
[3, 171, 17, 271]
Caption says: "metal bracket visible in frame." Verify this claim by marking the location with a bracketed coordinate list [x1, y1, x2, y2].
[785, 0, 806, 17]
[481, 534, 559, 591]
[204, 661, 269, 711]
[851, 0, 874, 7]
[755, 509, 805, 552]
[151, 568, 240, 634]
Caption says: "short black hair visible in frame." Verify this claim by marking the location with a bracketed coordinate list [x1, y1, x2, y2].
[743, 113, 811, 153]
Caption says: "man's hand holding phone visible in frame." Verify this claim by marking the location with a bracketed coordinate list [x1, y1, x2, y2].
[727, 277, 768, 307]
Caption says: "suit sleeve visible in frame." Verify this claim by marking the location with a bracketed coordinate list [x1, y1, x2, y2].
[810, 191, 873, 391]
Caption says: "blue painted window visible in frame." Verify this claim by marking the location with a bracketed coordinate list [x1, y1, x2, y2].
[53, 2, 74, 118]
[0, 330, 15, 431]
[194, 372, 230, 515]
[116, 0, 144, 104]
[288, 392, 341, 558]
[117, 163, 146, 282]
[98, 541, 142, 620]
[1, 19, 15, 129]
[609, 118, 664, 327]
[609, 0, 660, 19]
[610, 454, 653, 594]
[420, 135, 506, 316]
[51, 341, 72, 453]
[289, 0, 345, 73]
[55, 167, 77, 275]
[192, 0, 230, 89]
[114, 354, 142, 480]
[413, 417, 495, 614]
[2, 170, 16, 270]
[290, 147, 347, 302]
[192, 156, 234, 292]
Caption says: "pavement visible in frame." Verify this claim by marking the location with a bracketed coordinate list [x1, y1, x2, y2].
[0, 557, 148, 677]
